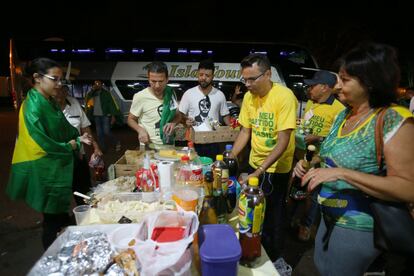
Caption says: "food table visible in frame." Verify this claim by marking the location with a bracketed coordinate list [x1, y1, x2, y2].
[75, 203, 279, 275]
[54, 147, 280, 275]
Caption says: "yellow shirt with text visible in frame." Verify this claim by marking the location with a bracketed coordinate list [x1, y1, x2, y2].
[239, 83, 297, 173]
[303, 96, 345, 137]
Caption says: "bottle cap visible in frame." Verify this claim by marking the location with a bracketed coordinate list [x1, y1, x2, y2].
[216, 154, 223, 161]
[248, 176, 259, 186]
[181, 155, 190, 162]
[225, 144, 233, 151]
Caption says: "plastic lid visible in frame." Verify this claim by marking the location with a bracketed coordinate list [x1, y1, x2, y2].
[199, 156, 213, 165]
[199, 224, 241, 263]
[216, 154, 223, 161]
[248, 176, 259, 186]
[181, 155, 190, 162]
[225, 144, 233, 151]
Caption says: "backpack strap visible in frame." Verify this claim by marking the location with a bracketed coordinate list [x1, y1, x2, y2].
[375, 108, 388, 171]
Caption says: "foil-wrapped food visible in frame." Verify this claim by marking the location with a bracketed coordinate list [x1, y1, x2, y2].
[34, 231, 138, 275]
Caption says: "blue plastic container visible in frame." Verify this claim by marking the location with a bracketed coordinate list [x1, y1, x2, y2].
[198, 224, 241, 276]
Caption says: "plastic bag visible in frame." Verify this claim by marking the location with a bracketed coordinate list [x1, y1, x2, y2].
[89, 153, 105, 182]
[134, 210, 199, 276]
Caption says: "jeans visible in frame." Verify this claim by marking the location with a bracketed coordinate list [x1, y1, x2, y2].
[248, 165, 289, 261]
[94, 115, 117, 151]
[303, 186, 321, 227]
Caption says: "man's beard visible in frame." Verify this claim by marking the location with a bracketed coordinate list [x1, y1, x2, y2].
[199, 80, 212, 89]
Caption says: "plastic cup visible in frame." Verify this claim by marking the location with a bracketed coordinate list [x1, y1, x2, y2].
[172, 189, 199, 212]
[73, 205, 91, 225]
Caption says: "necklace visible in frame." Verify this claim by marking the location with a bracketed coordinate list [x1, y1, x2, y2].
[344, 108, 374, 130]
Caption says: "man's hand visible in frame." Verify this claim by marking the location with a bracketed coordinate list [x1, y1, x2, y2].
[93, 147, 103, 157]
[185, 117, 195, 127]
[111, 116, 116, 125]
[163, 122, 176, 135]
[304, 134, 322, 145]
[138, 129, 150, 144]
[79, 133, 92, 145]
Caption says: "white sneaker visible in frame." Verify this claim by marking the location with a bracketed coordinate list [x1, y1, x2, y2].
[273, 257, 292, 276]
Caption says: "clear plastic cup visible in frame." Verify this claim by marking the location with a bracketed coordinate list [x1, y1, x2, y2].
[73, 205, 91, 225]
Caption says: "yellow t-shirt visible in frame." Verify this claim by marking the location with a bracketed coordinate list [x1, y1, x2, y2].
[303, 95, 345, 137]
[239, 83, 298, 173]
[130, 88, 163, 144]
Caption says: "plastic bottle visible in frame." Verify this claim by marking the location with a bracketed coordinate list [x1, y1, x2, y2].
[199, 171, 218, 225]
[212, 155, 229, 194]
[289, 144, 316, 200]
[223, 144, 239, 212]
[136, 153, 157, 192]
[238, 176, 266, 266]
[176, 154, 203, 186]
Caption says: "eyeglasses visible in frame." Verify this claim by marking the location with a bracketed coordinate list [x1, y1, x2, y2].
[39, 73, 62, 84]
[240, 71, 265, 84]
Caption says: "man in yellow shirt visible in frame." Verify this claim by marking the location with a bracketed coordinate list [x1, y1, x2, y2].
[231, 53, 298, 262]
[294, 70, 345, 241]
[302, 70, 345, 145]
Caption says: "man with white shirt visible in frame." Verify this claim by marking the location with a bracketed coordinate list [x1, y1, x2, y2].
[179, 59, 230, 159]
[128, 61, 180, 145]
[55, 85, 102, 205]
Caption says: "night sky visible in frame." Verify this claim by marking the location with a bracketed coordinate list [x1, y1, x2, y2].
[2, 1, 412, 73]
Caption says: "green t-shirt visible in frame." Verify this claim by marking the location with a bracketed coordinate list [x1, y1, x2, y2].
[318, 106, 413, 231]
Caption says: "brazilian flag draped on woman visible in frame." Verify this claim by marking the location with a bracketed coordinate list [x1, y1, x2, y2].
[7, 88, 79, 214]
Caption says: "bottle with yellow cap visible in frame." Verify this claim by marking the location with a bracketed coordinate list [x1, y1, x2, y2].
[238, 176, 266, 267]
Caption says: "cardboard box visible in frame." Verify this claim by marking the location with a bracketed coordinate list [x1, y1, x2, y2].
[175, 126, 239, 144]
[114, 150, 144, 177]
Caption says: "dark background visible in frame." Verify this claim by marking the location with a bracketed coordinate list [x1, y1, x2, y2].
[1, 1, 413, 78]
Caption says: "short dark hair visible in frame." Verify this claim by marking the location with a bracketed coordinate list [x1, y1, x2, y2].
[241, 53, 271, 73]
[198, 59, 215, 72]
[145, 61, 168, 78]
[339, 43, 399, 108]
[26, 57, 61, 82]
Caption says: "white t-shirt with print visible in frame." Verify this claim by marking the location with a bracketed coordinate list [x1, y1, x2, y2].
[62, 96, 91, 154]
[178, 86, 229, 126]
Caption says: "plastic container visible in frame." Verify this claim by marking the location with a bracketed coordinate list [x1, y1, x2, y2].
[96, 192, 163, 223]
[198, 224, 241, 276]
[108, 224, 141, 252]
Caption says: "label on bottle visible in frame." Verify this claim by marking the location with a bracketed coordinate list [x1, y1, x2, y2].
[221, 168, 229, 193]
[238, 193, 250, 233]
[252, 202, 264, 234]
[238, 194, 265, 234]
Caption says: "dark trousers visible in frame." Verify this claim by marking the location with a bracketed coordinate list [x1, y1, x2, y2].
[42, 213, 70, 250]
[194, 142, 220, 161]
[72, 155, 92, 206]
[248, 165, 289, 261]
